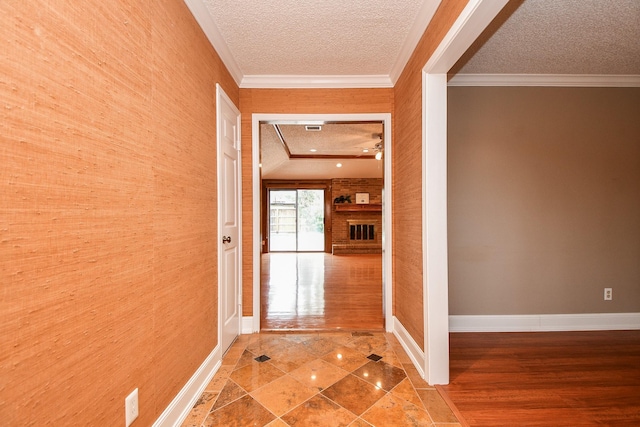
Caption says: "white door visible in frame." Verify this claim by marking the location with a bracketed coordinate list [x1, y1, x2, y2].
[217, 84, 241, 355]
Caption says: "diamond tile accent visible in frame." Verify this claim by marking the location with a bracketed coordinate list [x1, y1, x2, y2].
[184, 332, 459, 426]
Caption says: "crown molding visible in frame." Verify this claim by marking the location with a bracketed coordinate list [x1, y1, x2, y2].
[240, 74, 394, 89]
[388, 0, 442, 84]
[183, 0, 243, 85]
[448, 73, 640, 87]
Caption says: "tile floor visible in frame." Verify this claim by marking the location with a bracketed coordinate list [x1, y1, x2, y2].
[181, 331, 461, 427]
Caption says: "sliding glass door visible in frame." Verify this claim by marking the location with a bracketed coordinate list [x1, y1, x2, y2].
[269, 189, 324, 252]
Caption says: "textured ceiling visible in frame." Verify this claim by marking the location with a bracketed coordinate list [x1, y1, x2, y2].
[260, 123, 384, 179]
[203, 0, 426, 77]
[453, 0, 640, 75]
[189, 0, 639, 179]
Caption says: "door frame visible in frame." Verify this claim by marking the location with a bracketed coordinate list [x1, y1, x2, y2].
[251, 113, 393, 333]
[420, 0, 509, 384]
[216, 84, 242, 353]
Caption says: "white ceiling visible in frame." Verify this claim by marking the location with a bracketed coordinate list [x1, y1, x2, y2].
[452, 0, 640, 76]
[185, 0, 639, 178]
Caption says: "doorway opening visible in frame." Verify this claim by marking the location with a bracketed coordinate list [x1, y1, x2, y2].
[251, 113, 393, 333]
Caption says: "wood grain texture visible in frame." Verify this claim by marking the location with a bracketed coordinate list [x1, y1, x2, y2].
[1, 0, 238, 424]
[438, 331, 640, 426]
[261, 253, 384, 330]
[239, 88, 394, 316]
[392, 0, 469, 349]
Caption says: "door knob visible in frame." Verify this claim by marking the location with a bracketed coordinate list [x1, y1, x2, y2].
[222, 236, 232, 244]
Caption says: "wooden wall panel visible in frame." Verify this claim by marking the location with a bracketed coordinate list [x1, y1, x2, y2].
[239, 89, 394, 317]
[392, 0, 469, 349]
[1, 0, 238, 425]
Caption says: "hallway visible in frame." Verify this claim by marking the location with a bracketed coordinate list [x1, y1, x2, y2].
[181, 331, 460, 427]
[261, 253, 384, 331]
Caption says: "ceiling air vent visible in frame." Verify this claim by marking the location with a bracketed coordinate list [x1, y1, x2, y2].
[305, 125, 322, 131]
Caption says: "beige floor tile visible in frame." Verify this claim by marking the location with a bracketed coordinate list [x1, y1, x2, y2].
[180, 391, 218, 427]
[204, 395, 275, 427]
[348, 418, 373, 427]
[347, 335, 388, 355]
[416, 389, 459, 423]
[212, 380, 246, 411]
[391, 378, 425, 408]
[205, 366, 232, 392]
[265, 342, 317, 372]
[321, 374, 386, 416]
[230, 361, 286, 392]
[265, 418, 290, 427]
[282, 394, 356, 427]
[403, 363, 432, 390]
[289, 358, 350, 392]
[302, 337, 342, 356]
[361, 393, 432, 427]
[250, 375, 318, 416]
[322, 346, 370, 372]
[352, 360, 406, 392]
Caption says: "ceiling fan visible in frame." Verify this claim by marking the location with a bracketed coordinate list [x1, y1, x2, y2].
[361, 133, 383, 160]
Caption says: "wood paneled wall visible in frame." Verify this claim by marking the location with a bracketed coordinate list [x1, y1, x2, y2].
[1, 1, 238, 425]
[392, 0, 469, 349]
[239, 89, 394, 316]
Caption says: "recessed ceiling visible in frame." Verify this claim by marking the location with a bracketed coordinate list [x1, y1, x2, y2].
[260, 122, 384, 179]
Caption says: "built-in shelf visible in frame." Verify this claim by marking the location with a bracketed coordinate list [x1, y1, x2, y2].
[334, 203, 382, 212]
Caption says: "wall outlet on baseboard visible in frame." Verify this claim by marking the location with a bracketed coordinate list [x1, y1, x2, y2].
[604, 288, 612, 301]
[125, 388, 139, 427]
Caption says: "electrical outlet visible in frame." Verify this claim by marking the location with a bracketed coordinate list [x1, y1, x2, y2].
[604, 288, 612, 301]
[125, 388, 139, 427]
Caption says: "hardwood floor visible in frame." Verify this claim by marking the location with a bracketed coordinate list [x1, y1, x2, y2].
[260, 253, 383, 331]
[437, 331, 640, 426]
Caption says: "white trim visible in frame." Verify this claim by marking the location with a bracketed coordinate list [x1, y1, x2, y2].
[251, 118, 262, 333]
[242, 316, 255, 334]
[388, 0, 442, 84]
[448, 73, 640, 87]
[422, 73, 450, 385]
[420, 0, 508, 385]
[216, 84, 243, 352]
[183, 0, 243, 85]
[240, 75, 393, 89]
[424, 0, 509, 74]
[392, 317, 426, 380]
[252, 113, 393, 334]
[450, 313, 640, 333]
[153, 346, 222, 427]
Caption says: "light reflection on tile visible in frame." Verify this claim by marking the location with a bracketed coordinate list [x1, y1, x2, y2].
[230, 361, 286, 392]
[352, 360, 406, 392]
[185, 332, 460, 427]
[289, 358, 349, 391]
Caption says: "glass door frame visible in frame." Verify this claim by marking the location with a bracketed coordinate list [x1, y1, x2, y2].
[262, 180, 332, 254]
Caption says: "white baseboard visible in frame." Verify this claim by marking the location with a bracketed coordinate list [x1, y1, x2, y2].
[392, 316, 425, 378]
[242, 316, 256, 334]
[153, 345, 222, 427]
[449, 313, 640, 332]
